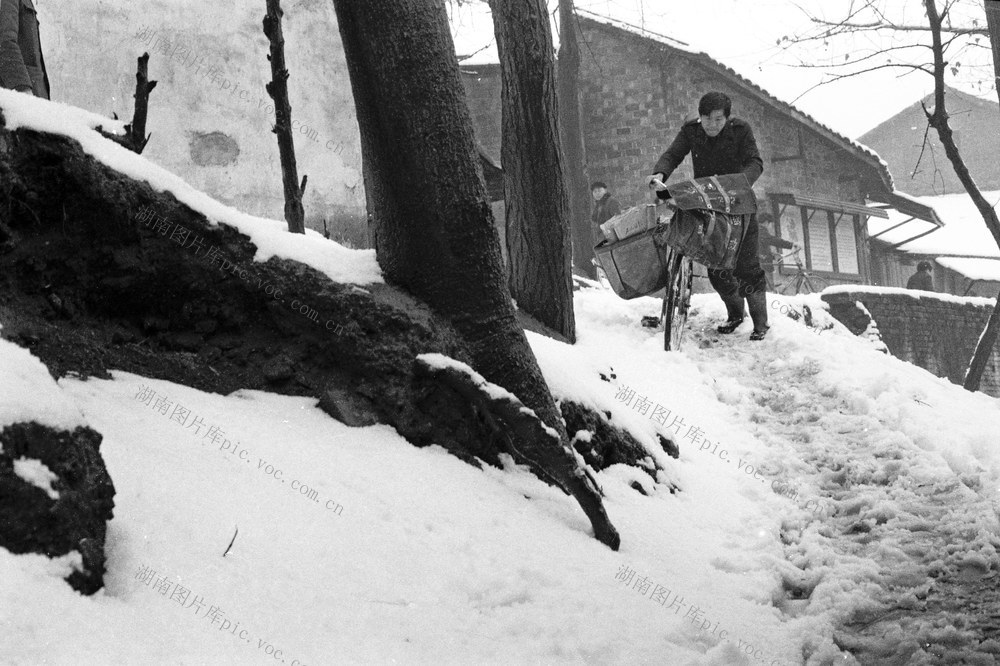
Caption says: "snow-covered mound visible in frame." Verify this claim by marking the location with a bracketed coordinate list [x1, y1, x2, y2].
[4, 78, 1000, 664]
[3, 281, 998, 663]
[0, 88, 381, 286]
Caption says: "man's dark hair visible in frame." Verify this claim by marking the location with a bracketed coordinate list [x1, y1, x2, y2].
[917, 260, 933, 272]
[698, 92, 732, 118]
[591, 181, 608, 191]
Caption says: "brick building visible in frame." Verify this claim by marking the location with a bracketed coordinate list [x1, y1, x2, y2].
[860, 87, 1000, 197]
[461, 11, 941, 291]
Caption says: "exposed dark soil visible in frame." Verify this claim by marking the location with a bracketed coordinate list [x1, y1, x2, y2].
[0, 422, 115, 595]
[0, 117, 674, 494]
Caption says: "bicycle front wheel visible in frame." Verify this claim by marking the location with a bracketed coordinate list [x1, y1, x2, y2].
[664, 253, 693, 351]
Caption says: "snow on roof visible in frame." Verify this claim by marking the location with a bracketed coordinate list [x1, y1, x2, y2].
[868, 189, 1000, 257]
[0, 90, 383, 286]
[935, 257, 1000, 282]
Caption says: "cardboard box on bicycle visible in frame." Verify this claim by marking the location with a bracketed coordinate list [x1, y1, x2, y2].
[599, 204, 658, 242]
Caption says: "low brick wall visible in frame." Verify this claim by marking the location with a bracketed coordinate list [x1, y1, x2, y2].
[821, 287, 1000, 397]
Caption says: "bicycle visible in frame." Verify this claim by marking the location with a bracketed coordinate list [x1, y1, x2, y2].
[644, 196, 694, 352]
[661, 246, 694, 351]
[774, 247, 829, 295]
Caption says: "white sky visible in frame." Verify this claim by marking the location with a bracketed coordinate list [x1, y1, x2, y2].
[451, 0, 996, 139]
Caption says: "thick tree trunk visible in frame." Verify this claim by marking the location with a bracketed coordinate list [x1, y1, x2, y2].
[264, 0, 307, 234]
[330, 0, 617, 547]
[923, 0, 1000, 391]
[558, 1, 594, 279]
[487, 0, 577, 342]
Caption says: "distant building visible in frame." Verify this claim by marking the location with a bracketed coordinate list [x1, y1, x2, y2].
[860, 87, 1000, 196]
[868, 190, 1000, 297]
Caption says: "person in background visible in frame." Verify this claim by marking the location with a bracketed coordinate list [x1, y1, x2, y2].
[0, 0, 50, 99]
[648, 91, 769, 340]
[758, 213, 795, 291]
[591, 181, 621, 241]
[906, 260, 935, 292]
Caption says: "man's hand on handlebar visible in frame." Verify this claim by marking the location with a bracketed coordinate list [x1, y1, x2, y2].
[647, 173, 667, 190]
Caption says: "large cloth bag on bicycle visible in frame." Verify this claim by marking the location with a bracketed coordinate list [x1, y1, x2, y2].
[593, 227, 671, 300]
[654, 173, 757, 271]
[654, 208, 750, 271]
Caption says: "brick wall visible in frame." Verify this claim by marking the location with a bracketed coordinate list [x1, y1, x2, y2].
[577, 20, 867, 209]
[458, 21, 873, 215]
[822, 288, 1000, 397]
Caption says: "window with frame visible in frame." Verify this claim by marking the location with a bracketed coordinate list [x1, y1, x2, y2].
[771, 197, 861, 276]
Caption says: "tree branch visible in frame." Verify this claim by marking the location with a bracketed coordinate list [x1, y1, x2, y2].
[806, 17, 985, 35]
[788, 43, 931, 70]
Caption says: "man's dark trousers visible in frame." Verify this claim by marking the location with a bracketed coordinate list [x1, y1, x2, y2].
[707, 214, 767, 323]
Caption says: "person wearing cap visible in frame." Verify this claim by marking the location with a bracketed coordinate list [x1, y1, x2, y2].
[0, 0, 50, 99]
[590, 181, 621, 240]
[906, 261, 935, 292]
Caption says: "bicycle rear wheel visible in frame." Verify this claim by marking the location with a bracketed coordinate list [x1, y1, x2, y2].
[801, 273, 829, 294]
[663, 252, 693, 351]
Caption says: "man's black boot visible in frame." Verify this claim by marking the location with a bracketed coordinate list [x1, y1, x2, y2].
[716, 295, 746, 334]
[747, 289, 769, 341]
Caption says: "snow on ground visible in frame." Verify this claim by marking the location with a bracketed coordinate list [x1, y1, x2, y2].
[0, 89, 381, 286]
[0, 336, 87, 433]
[3, 281, 999, 664]
[12, 458, 61, 501]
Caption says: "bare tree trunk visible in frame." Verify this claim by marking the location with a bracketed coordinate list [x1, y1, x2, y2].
[98, 54, 156, 154]
[264, 0, 307, 234]
[922, 0, 1000, 391]
[558, 0, 593, 279]
[965, 288, 1000, 389]
[331, 0, 618, 548]
[125, 53, 155, 154]
[487, 0, 576, 342]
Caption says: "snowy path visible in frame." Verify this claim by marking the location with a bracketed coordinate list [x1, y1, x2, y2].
[674, 295, 1000, 663]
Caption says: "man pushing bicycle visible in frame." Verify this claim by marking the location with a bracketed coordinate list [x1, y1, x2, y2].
[648, 92, 770, 341]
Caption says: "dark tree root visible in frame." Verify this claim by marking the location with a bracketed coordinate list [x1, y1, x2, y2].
[416, 359, 620, 550]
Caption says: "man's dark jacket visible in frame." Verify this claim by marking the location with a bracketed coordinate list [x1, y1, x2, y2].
[0, 0, 50, 99]
[653, 117, 763, 186]
[591, 193, 621, 228]
[652, 116, 767, 306]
